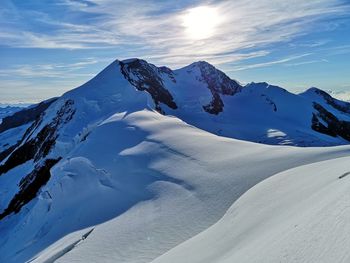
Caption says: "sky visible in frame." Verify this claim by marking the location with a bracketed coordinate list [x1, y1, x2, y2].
[0, 0, 350, 103]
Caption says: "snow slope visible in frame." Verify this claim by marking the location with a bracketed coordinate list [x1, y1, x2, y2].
[153, 155, 350, 263]
[1, 110, 348, 263]
[168, 81, 350, 146]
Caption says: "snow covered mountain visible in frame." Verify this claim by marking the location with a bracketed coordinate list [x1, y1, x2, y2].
[118, 58, 350, 146]
[0, 105, 27, 123]
[0, 58, 350, 262]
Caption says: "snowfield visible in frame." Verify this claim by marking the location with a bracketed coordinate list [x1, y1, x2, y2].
[153, 156, 350, 263]
[3, 110, 347, 263]
[1, 58, 350, 263]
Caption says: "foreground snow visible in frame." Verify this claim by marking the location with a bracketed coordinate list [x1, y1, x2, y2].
[3, 110, 347, 263]
[153, 156, 350, 263]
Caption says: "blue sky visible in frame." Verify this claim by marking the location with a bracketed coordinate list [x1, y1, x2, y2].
[0, 0, 350, 103]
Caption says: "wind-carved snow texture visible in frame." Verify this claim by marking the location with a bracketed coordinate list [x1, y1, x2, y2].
[153, 156, 350, 263]
[1, 58, 350, 263]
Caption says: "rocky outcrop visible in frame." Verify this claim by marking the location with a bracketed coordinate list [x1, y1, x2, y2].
[192, 61, 242, 114]
[120, 59, 242, 115]
[312, 102, 350, 141]
[0, 144, 18, 163]
[309, 88, 350, 114]
[261, 94, 277, 112]
[0, 100, 75, 176]
[0, 158, 61, 220]
[0, 98, 57, 134]
[0, 100, 75, 220]
[120, 59, 177, 113]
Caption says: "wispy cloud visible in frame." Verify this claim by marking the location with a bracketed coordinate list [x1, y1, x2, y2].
[285, 58, 329, 67]
[289, 40, 330, 48]
[322, 44, 350, 56]
[0, 58, 98, 78]
[228, 53, 312, 71]
[1, 0, 349, 67]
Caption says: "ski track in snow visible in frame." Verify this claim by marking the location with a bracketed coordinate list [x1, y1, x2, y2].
[27, 228, 94, 263]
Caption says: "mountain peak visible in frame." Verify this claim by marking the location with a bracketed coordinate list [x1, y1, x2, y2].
[301, 86, 350, 115]
[302, 86, 338, 101]
[120, 58, 152, 67]
[177, 61, 242, 114]
[120, 58, 141, 64]
[116, 58, 244, 115]
[304, 87, 327, 95]
[119, 58, 177, 112]
[189, 60, 212, 67]
[187, 60, 242, 93]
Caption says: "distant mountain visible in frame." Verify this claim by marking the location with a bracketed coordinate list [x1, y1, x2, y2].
[0, 58, 350, 262]
[327, 90, 350, 102]
[0, 105, 25, 123]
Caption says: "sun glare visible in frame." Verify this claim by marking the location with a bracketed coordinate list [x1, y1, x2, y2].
[182, 6, 221, 40]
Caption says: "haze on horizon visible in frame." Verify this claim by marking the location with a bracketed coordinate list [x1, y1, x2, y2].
[0, 0, 349, 103]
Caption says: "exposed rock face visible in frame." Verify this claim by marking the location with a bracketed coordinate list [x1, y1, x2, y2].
[159, 66, 176, 83]
[261, 94, 277, 112]
[312, 102, 350, 141]
[0, 144, 17, 163]
[119, 59, 243, 115]
[119, 59, 177, 113]
[0, 158, 61, 220]
[311, 88, 350, 114]
[0, 98, 57, 134]
[193, 61, 242, 114]
[0, 99, 58, 164]
[203, 93, 225, 115]
[0, 100, 75, 219]
[196, 61, 242, 96]
[0, 100, 75, 176]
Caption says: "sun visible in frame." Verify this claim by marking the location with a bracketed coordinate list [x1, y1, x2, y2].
[182, 6, 221, 40]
